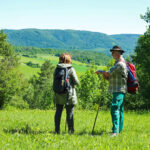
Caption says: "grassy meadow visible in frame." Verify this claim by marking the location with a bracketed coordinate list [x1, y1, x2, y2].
[18, 54, 106, 79]
[3, 54, 149, 149]
[0, 109, 149, 150]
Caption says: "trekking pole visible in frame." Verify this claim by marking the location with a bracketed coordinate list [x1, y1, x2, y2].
[92, 104, 100, 134]
[65, 116, 67, 131]
[92, 79, 105, 134]
[65, 108, 68, 132]
[65, 67, 69, 132]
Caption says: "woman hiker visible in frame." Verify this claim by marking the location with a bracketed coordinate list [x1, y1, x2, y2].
[53, 53, 79, 134]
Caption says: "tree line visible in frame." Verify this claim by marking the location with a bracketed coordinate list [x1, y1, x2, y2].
[14, 46, 111, 66]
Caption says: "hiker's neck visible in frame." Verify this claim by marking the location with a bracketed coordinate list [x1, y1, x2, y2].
[115, 55, 122, 61]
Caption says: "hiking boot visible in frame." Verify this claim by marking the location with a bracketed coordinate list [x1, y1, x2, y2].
[110, 133, 118, 137]
[68, 129, 74, 134]
[55, 130, 60, 134]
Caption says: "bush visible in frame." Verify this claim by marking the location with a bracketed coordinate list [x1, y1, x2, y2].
[77, 65, 111, 109]
[3, 96, 29, 110]
[125, 92, 150, 110]
[26, 61, 40, 68]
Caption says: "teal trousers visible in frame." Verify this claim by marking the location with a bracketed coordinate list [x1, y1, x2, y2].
[111, 92, 125, 133]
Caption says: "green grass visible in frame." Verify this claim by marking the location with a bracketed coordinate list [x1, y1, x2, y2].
[17, 63, 40, 79]
[0, 109, 149, 149]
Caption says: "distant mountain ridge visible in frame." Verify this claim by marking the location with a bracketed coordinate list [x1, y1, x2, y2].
[4, 29, 140, 55]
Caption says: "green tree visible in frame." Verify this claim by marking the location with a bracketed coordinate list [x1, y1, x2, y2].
[0, 30, 28, 108]
[140, 8, 150, 27]
[132, 8, 150, 109]
[29, 60, 55, 109]
[77, 65, 111, 109]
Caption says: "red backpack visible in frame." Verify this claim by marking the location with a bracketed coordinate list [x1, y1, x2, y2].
[121, 60, 139, 94]
[127, 63, 139, 94]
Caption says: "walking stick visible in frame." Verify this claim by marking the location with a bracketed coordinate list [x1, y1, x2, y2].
[92, 79, 105, 134]
[65, 114, 67, 131]
[65, 68, 69, 132]
[92, 104, 100, 134]
[65, 95, 69, 132]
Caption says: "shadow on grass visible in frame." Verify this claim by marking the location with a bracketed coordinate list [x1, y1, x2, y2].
[77, 130, 106, 136]
[4, 128, 107, 136]
[3, 124, 55, 135]
[3, 129, 50, 135]
[3, 124, 107, 136]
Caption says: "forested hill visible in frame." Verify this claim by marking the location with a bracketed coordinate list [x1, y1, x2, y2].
[110, 34, 140, 54]
[4, 29, 140, 55]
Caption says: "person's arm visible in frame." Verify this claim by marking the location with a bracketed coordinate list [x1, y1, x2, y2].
[95, 70, 105, 74]
[71, 67, 79, 85]
[95, 70, 110, 79]
[102, 63, 123, 79]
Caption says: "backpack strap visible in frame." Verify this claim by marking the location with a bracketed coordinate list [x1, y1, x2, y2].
[119, 59, 126, 65]
[65, 66, 72, 79]
[119, 60, 136, 81]
[65, 67, 68, 80]
[65, 67, 72, 105]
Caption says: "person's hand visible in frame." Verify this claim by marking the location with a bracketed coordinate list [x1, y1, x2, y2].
[95, 70, 104, 74]
[103, 72, 110, 77]
[102, 73, 108, 79]
[95, 71, 102, 74]
[102, 72, 110, 79]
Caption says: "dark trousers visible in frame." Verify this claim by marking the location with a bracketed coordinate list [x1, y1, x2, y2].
[55, 104, 74, 133]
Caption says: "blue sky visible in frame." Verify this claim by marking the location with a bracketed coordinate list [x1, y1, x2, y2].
[0, 0, 149, 34]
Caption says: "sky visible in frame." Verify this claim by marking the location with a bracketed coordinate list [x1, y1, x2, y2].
[0, 0, 149, 35]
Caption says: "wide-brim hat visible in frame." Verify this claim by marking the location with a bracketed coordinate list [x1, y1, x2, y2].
[110, 46, 125, 53]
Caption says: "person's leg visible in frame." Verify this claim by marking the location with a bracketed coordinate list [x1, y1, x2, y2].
[66, 105, 74, 133]
[119, 97, 125, 132]
[54, 104, 64, 133]
[111, 93, 124, 133]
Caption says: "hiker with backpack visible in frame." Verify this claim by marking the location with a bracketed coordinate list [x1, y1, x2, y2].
[53, 53, 79, 134]
[96, 45, 128, 136]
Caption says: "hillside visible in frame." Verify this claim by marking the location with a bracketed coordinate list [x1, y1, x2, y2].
[18, 55, 91, 79]
[15, 47, 111, 66]
[110, 34, 140, 54]
[4, 29, 140, 55]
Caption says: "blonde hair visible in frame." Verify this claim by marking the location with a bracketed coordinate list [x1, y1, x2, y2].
[59, 53, 72, 64]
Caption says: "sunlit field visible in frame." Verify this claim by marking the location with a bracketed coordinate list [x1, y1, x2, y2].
[18, 55, 106, 79]
[9, 54, 150, 150]
[0, 109, 149, 149]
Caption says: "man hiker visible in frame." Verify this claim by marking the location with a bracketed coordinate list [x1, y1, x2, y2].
[96, 45, 128, 136]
